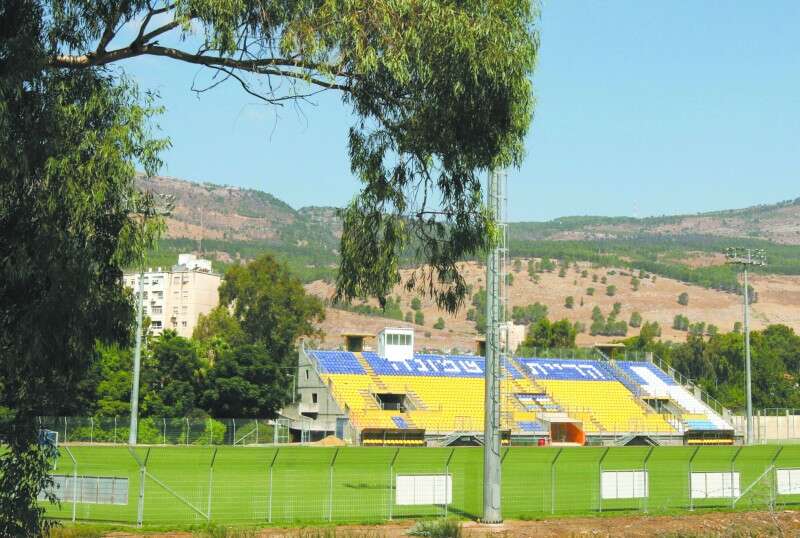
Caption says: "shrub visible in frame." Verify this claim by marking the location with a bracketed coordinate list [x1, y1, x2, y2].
[433, 317, 445, 330]
[408, 519, 462, 538]
[564, 296, 574, 309]
[629, 311, 642, 328]
[606, 285, 617, 297]
[586, 287, 595, 296]
[673, 314, 690, 331]
[677, 292, 689, 306]
[414, 311, 425, 325]
[411, 297, 422, 311]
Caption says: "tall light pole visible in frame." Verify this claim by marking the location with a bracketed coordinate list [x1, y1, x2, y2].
[724, 247, 766, 445]
[483, 169, 506, 524]
[129, 192, 174, 445]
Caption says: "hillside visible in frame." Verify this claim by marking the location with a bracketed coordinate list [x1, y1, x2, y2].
[306, 260, 800, 351]
[136, 173, 800, 350]
[510, 198, 800, 245]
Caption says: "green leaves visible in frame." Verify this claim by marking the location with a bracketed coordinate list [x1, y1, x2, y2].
[220, 254, 325, 363]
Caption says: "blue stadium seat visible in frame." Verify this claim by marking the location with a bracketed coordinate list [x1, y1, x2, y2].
[516, 420, 546, 433]
[309, 351, 365, 374]
[516, 358, 617, 381]
[616, 361, 677, 386]
[392, 416, 409, 429]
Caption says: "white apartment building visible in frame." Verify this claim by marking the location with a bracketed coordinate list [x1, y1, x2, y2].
[124, 254, 221, 338]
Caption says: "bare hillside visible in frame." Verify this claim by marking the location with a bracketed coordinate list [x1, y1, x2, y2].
[307, 260, 800, 350]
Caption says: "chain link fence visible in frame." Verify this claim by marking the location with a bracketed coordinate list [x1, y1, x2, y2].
[36, 417, 294, 446]
[42, 445, 800, 526]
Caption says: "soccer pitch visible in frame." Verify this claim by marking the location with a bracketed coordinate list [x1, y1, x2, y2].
[45, 444, 800, 526]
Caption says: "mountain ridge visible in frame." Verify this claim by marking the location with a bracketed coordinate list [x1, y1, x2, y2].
[137, 173, 800, 245]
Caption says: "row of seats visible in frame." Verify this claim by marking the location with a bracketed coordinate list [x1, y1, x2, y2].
[323, 372, 539, 434]
[517, 421, 547, 433]
[517, 358, 616, 381]
[310, 351, 365, 374]
[311, 350, 723, 437]
[616, 362, 731, 430]
[617, 361, 677, 386]
[537, 380, 675, 434]
[362, 439, 425, 446]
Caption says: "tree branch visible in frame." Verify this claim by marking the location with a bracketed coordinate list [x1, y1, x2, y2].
[53, 45, 351, 92]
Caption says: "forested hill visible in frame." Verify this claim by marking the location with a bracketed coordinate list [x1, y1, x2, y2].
[138, 174, 800, 284]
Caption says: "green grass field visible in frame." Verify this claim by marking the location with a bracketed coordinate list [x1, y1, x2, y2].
[44, 444, 800, 526]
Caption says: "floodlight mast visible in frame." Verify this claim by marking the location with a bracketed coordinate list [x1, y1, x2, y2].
[483, 169, 506, 523]
[129, 192, 175, 446]
[724, 247, 766, 446]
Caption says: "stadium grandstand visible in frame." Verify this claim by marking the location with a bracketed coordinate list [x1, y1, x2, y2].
[282, 328, 736, 447]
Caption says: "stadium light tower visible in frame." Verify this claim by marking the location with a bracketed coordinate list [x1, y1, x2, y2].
[129, 192, 175, 446]
[724, 247, 766, 445]
[483, 169, 507, 524]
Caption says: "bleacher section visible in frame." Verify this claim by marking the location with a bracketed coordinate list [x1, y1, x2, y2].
[307, 350, 731, 443]
[617, 361, 732, 431]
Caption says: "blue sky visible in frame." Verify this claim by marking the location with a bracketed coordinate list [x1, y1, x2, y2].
[121, 1, 799, 221]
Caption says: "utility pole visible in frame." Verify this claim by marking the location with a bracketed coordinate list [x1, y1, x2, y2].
[483, 169, 506, 524]
[129, 192, 175, 445]
[724, 247, 766, 445]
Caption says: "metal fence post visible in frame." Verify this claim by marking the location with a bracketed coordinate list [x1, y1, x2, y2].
[90, 417, 94, 444]
[769, 446, 783, 510]
[551, 448, 563, 515]
[445, 449, 455, 518]
[688, 446, 699, 511]
[113, 416, 117, 444]
[256, 420, 259, 444]
[388, 448, 399, 521]
[64, 446, 78, 523]
[128, 446, 151, 527]
[268, 448, 279, 523]
[207, 447, 217, 522]
[730, 446, 742, 508]
[328, 448, 339, 522]
[642, 446, 654, 514]
[163, 418, 167, 445]
[597, 447, 610, 513]
[63, 416, 68, 443]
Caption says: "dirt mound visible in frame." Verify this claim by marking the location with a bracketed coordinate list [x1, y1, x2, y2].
[312, 435, 346, 447]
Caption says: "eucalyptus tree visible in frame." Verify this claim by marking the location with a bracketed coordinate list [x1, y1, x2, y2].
[2, 1, 538, 532]
[47, 0, 540, 311]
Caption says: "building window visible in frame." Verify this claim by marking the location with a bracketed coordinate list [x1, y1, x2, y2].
[151, 320, 162, 329]
[306, 369, 309, 380]
[182, 306, 188, 313]
[312, 393, 318, 404]
[181, 321, 187, 327]
[151, 306, 162, 314]
[142, 291, 148, 299]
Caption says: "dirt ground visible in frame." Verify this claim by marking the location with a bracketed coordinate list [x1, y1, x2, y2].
[103, 510, 800, 537]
